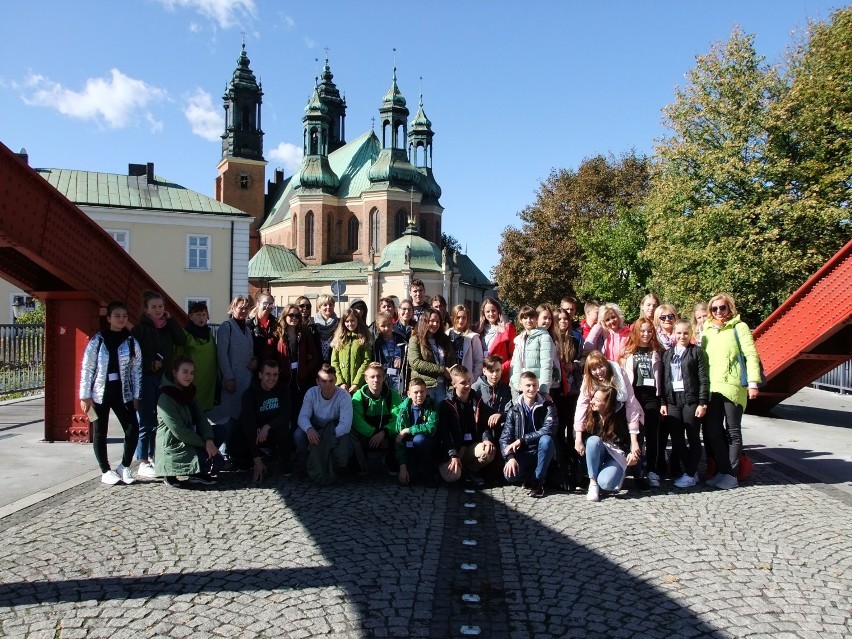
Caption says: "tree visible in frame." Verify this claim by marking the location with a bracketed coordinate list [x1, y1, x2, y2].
[440, 232, 462, 254]
[494, 153, 649, 309]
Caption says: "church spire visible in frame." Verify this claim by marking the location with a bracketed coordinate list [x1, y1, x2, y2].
[295, 86, 339, 193]
[221, 43, 264, 161]
[408, 88, 441, 203]
[316, 51, 346, 152]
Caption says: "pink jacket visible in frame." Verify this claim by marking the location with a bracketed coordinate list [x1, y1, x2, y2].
[583, 324, 631, 363]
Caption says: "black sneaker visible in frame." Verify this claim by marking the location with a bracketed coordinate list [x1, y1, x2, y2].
[163, 476, 185, 489]
[464, 472, 485, 487]
[634, 477, 651, 492]
[528, 481, 545, 498]
[188, 473, 217, 486]
[280, 461, 294, 477]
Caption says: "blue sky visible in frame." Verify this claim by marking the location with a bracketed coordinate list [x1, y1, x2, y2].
[0, 0, 844, 277]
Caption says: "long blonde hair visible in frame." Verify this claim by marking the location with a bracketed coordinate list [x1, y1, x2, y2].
[331, 309, 370, 349]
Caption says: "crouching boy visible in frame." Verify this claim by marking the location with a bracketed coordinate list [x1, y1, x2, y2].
[500, 371, 556, 498]
[472, 355, 513, 417]
[389, 377, 438, 485]
[439, 365, 503, 486]
[351, 363, 403, 473]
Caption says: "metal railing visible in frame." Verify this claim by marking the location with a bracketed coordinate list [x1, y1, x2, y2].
[0, 323, 45, 397]
[811, 360, 852, 395]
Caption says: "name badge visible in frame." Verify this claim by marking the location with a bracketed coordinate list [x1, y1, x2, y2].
[463, 433, 473, 442]
[291, 362, 298, 370]
[406, 441, 414, 448]
[107, 373, 119, 381]
[672, 380, 684, 392]
[643, 377, 656, 387]
[387, 368, 397, 376]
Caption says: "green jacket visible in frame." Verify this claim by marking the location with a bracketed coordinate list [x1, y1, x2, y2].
[407, 335, 457, 389]
[331, 333, 371, 388]
[154, 377, 214, 477]
[390, 396, 439, 464]
[177, 329, 218, 412]
[351, 384, 403, 438]
[701, 315, 761, 410]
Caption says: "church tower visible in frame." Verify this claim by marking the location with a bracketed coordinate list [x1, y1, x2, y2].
[215, 44, 267, 256]
[408, 92, 442, 243]
[316, 56, 347, 153]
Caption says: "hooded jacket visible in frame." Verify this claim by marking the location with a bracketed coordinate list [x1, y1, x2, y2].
[510, 328, 554, 394]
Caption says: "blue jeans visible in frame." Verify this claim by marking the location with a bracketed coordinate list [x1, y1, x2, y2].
[403, 433, 435, 480]
[136, 371, 162, 461]
[504, 434, 555, 483]
[585, 435, 625, 491]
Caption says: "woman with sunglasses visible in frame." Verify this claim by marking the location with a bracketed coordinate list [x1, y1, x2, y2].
[700, 293, 761, 490]
[653, 304, 678, 351]
[246, 293, 278, 363]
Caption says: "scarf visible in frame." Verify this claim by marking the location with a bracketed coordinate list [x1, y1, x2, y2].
[185, 322, 211, 341]
[160, 382, 197, 405]
[313, 313, 339, 341]
[146, 313, 167, 329]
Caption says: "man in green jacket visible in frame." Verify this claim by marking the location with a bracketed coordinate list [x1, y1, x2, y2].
[351, 363, 403, 473]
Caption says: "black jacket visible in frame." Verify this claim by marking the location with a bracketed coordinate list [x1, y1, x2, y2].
[471, 377, 513, 415]
[661, 344, 709, 406]
[439, 389, 499, 460]
[240, 380, 291, 459]
[499, 395, 556, 461]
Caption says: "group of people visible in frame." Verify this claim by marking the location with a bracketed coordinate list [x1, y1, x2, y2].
[78, 281, 763, 500]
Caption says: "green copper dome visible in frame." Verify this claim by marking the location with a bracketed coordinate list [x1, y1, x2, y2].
[294, 156, 339, 191]
[376, 223, 441, 272]
[368, 148, 421, 186]
[382, 67, 407, 108]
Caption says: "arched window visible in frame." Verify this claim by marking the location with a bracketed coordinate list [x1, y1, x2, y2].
[347, 216, 359, 252]
[395, 210, 407, 238]
[369, 208, 380, 251]
[304, 211, 315, 257]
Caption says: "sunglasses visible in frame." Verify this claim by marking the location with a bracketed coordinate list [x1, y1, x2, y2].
[286, 313, 300, 319]
[660, 313, 676, 320]
[711, 305, 728, 313]
[298, 303, 311, 308]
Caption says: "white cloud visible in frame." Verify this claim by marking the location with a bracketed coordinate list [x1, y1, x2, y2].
[156, 0, 256, 29]
[281, 14, 295, 29]
[184, 88, 221, 141]
[304, 36, 316, 49]
[23, 69, 166, 131]
[268, 142, 304, 176]
[188, 21, 202, 33]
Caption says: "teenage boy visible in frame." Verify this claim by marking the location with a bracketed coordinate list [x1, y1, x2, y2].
[296, 364, 355, 482]
[472, 355, 513, 417]
[438, 366, 502, 486]
[238, 360, 292, 482]
[372, 312, 409, 393]
[351, 363, 403, 470]
[409, 279, 431, 325]
[500, 371, 556, 498]
[389, 377, 438, 485]
[580, 301, 599, 340]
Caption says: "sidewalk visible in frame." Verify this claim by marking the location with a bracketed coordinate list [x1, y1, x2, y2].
[0, 386, 850, 517]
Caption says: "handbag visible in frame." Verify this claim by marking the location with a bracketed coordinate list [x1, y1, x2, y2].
[732, 324, 766, 388]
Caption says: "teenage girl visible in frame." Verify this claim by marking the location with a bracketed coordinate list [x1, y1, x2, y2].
[79, 301, 142, 485]
[408, 308, 458, 403]
[131, 290, 186, 478]
[661, 320, 709, 489]
[476, 298, 515, 384]
[621, 319, 664, 486]
[330, 309, 372, 394]
[448, 304, 484, 381]
[510, 305, 554, 399]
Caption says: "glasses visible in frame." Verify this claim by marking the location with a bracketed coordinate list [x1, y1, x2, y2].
[298, 303, 311, 309]
[261, 302, 273, 307]
[660, 313, 676, 320]
[286, 313, 300, 319]
[711, 305, 728, 313]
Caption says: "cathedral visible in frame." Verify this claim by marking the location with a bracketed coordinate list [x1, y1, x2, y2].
[214, 45, 493, 319]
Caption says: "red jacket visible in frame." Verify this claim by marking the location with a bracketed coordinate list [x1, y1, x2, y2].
[483, 323, 516, 384]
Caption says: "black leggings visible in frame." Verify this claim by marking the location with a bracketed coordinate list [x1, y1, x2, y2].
[704, 392, 743, 476]
[634, 387, 662, 476]
[92, 383, 139, 473]
[666, 397, 701, 477]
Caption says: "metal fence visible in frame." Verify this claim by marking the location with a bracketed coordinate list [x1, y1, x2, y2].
[811, 360, 852, 395]
[0, 323, 45, 397]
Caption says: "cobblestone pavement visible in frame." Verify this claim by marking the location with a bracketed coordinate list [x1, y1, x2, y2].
[0, 455, 850, 638]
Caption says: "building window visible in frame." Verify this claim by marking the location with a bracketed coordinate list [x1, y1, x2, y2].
[107, 229, 129, 251]
[347, 217, 359, 252]
[305, 211, 315, 257]
[187, 235, 211, 270]
[240, 174, 250, 189]
[395, 210, 407, 238]
[369, 208, 379, 252]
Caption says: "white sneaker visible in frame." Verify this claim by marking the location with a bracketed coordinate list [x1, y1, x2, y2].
[116, 464, 135, 485]
[674, 473, 697, 488]
[714, 474, 738, 490]
[137, 462, 158, 479]
[101, 470, 121, 485]
[648, 471, 661, 487]
[586, 482, 600, 502]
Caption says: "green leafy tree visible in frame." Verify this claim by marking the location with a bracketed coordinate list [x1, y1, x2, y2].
[16, 300, 45, 324]
[575, 204, 651, 320]
[440, 232, 463, 254]
[494, 153, 649, 309]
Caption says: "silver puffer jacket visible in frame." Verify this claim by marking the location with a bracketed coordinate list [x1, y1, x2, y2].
[79, 332, 142, 404]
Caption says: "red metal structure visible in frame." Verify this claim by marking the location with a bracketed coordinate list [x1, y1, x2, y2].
[750, 238, 852, 412]
[0, 142, 186, 442]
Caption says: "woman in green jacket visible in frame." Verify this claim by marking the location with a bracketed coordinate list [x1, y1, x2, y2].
[155, 355, 220, 488]
[407, 309, 457, 403]
[701, 293, 761, 490]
